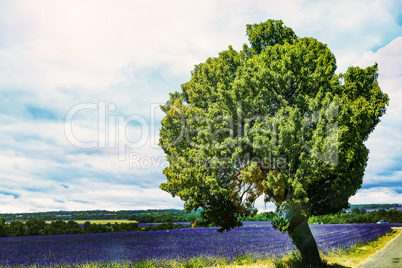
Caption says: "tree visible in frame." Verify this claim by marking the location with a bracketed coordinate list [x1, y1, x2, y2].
[0, 218, 7, 237]
[44, 220, 67, 235]
[25, 217, 46, 236]
[351, 207, 366, 215]
[8, 221, 25, 237]
[65, 220, 83, 234]
[159, 19, 388, 267]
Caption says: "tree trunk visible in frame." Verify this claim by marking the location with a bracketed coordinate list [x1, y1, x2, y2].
[288, 215, 325, 267]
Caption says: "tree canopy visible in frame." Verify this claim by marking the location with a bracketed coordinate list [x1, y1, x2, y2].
[159, 19, 388, 266]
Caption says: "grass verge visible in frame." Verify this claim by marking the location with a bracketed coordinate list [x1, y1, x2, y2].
[323, 228, 401, 268]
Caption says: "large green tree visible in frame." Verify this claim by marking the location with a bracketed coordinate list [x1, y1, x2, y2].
[159, 20, 388, 266]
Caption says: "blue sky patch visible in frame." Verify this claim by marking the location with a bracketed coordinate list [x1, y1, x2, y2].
[0, 191, 19, 199]
[26, 105, 58, 120]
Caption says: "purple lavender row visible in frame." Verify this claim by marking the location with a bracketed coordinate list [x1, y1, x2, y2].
[0, 223, 392, 266]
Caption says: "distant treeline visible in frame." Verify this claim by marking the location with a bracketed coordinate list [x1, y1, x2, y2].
[349, 203, 401, 210]
[0, 209, 201, 222]
[1, 205, 400, 227]
[0, 209, 276, 223]
[0, 218, 190, 238]
[242, 212, 275, 221]
[309, 208, 402, 224]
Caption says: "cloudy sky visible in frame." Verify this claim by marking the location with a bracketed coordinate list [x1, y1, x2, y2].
[1, 0, 401, 213]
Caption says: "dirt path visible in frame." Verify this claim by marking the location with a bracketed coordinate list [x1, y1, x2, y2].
[357, 227, 402, 268]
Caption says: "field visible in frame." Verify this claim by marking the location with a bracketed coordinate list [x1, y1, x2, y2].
[45, 220, 138, 225]
[0, 222, 393, 266]
[5, 220, 138, 225]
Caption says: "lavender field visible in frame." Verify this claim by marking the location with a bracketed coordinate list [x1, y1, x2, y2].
[0, 222, 393, 266]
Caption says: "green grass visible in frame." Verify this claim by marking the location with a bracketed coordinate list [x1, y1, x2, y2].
[323, 228, 401, 267]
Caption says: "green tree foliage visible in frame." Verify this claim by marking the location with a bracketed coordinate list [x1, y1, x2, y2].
[0, 209, 200, 222]
[83, 221, 108, 233]
[0, 218, 6, 237]
[351, 207, 367, 215]
[159, 19, 388, 266]
[246, 20, 297, 54]
[7, 221, 25, 237]
[45, 220, 69, 235]
[350, 203, 400, 210]
[242, 211, 275, 221]
[119, 222, 139, 232]
[0, 218, 191, 237]
[25, 217, 47, 236]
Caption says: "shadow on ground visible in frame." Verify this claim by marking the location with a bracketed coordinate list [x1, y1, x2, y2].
[327, 264, 351, 268]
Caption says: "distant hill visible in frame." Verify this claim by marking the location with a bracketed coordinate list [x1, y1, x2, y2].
[2, 204, 400, 222]
[349, 203, 401, 211]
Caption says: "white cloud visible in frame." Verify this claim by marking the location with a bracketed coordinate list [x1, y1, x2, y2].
[1, 0, 402, 212]
[350, 187, 402, 204]
[0, 181, 183, 213]
[353, 37, 402, 188]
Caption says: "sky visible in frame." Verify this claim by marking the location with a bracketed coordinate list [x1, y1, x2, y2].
[0, 0, 401, 213]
